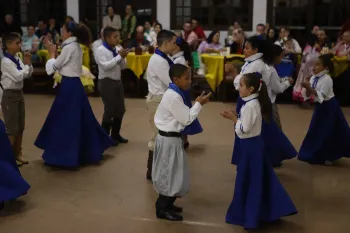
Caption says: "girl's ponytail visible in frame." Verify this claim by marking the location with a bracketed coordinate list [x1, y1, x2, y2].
[64, 21, 91, 47]
[258, 81, 272, 123]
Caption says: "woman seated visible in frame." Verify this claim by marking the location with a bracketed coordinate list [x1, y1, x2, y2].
[197, 30, 224, 54]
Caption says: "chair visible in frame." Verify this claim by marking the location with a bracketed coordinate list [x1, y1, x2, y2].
[217, 56, 245, 102]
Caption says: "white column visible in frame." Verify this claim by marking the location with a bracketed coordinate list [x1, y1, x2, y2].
[157, 0, 171, 30]
[252, 0, 267, 30]
[66, 0, 80, 22]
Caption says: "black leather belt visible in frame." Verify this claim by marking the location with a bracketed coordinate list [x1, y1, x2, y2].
[159, 130, 181, 138]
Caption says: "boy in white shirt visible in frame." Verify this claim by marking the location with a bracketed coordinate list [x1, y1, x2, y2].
[94, 26, 130, 145]
[1, 33, 33, 166]
[152, 64, 211, 221]
[145, 30, 177, 180]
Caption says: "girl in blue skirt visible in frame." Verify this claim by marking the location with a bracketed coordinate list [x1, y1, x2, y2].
[221, 72, 297, 229]
[0, 119, 30, 210]
[35, 21, 115, 168]
[172, 37, 203, 148]
[299, 54, 350, 165]
[226, 36, 297, 167]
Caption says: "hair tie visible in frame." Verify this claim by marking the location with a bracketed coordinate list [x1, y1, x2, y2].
[259, 79, 262, 83]
[68, 21, 76, 31]
[176, 37, 183, 46]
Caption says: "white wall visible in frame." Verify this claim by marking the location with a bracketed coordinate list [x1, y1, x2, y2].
[156, 0, 267, 44]
[66, 0, 79, 22]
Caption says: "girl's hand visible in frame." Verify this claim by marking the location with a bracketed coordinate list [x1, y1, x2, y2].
[44, 37, 56, 57]
[220, 109, 238, 122]
[301, 81, 310, 89]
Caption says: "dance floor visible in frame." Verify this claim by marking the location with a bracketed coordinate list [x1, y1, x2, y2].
[0, 95, 349, 233]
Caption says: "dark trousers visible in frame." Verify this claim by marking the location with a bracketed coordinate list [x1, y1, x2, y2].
[98, 78, 125, 137]
[156, 194, 176, 213]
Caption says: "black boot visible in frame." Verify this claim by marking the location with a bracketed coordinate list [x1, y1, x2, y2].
[111, 118, 128, 144]
[156, 195, 183, 221]
[147, 150, 153, 180]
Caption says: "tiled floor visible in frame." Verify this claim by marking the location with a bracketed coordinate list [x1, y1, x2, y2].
[0, 95, 349, 233]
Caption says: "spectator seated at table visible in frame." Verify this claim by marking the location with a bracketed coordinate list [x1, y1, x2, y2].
[127, 25, 150, 50]
[21, 24, 40, 62]
[35, 20, 50, 39]
[228, 28, 246, 55]
[182, 21, 198, 49]
[197, 30, 224, 54]
[192, 18, 206, 44]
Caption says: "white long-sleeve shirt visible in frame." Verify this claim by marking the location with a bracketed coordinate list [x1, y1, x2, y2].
[265, 65, 291, 103]
[94, 44, 126, 80]
[302, 70, 334, 103]
[154, 89, 202, 132]
[172, 51, 186, 65]
[235, 93, 262, 139]
[0, 56, 33, 90]
[102, 15, 122, 30]
[45, 36, 82, 77]
[147, 53, 172, 95]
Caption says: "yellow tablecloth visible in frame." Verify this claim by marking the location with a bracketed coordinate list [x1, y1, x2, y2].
[332, 56, 350, 77]
[126, 52, 152, 77]
[200, 54, 245, 91]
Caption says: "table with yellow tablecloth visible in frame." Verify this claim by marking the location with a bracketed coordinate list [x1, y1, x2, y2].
[200, 54, 245, 91]
[332, 56, 350, 77]
[126, 52, 152, 77]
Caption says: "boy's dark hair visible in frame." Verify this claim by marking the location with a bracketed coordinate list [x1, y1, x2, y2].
[242, 72, 272, 123]
[169, 64, 188, 82]
[2, 33, 20, 50]
[103, 26, 118, 40]
[257, 23, 265, 28]
[318, 54, 334, 74]
[157, 30, 176, 47]
[63, 21, 91, 46]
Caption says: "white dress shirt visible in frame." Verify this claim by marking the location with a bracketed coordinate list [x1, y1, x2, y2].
[172, 52, 186, 65]
[92, 39, 103, 54]
[302, 70, 334, 103]
[275, 39, 302, 54]
[102, 14, 122, 30]
[265, 65, 291, 103]
[154, 89, 202, 132]
[149, 31, 157, 46]
[1, 56, 33, 90]
[234, 53, 269, 90]
[46, 37, 82, 77]
[146, 53, 172, 95]
[94, 44, 126, 80]
[235, 93, 262, 139]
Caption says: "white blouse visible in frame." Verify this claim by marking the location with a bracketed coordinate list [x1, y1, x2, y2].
[172, 51, 186, 65]
[154, 89, 202, 132]
[265, 65, 291, 103]
[302, 70, 334, 103]
[46, 37, 82, 77]
[102, 15, 122, 30]
[234, 53, 269, 90]
[235, 93, 262, 139]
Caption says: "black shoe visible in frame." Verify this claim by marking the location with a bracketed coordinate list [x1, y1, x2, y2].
[156, 211, 183, 221]
[171, 205, 183, 213]
[116, 135, 128, 143]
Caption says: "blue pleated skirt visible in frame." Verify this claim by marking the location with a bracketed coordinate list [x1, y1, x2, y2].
[226, 136, 297, 229]
[0, 119, 30, 202]
[181, 90, 203, 135]
[34, 77, 115, 168]
[231, 97, 297, 166]
[298, 97, 350, 164]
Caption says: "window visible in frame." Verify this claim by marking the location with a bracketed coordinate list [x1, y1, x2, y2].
[20, 0, 28, 24]
[269, 0, 350, 29]
[171, 0, 253, 30]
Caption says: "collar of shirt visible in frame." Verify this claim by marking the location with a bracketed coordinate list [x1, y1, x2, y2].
[242, 93, 259, 102]
[245, 53, 263, 62]
[172, 51, 184, 60]
[313, 69, 328, 78]
[62, 37, 77, 47]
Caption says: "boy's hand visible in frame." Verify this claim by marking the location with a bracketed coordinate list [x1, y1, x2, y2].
[195, 91, 212, 105]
